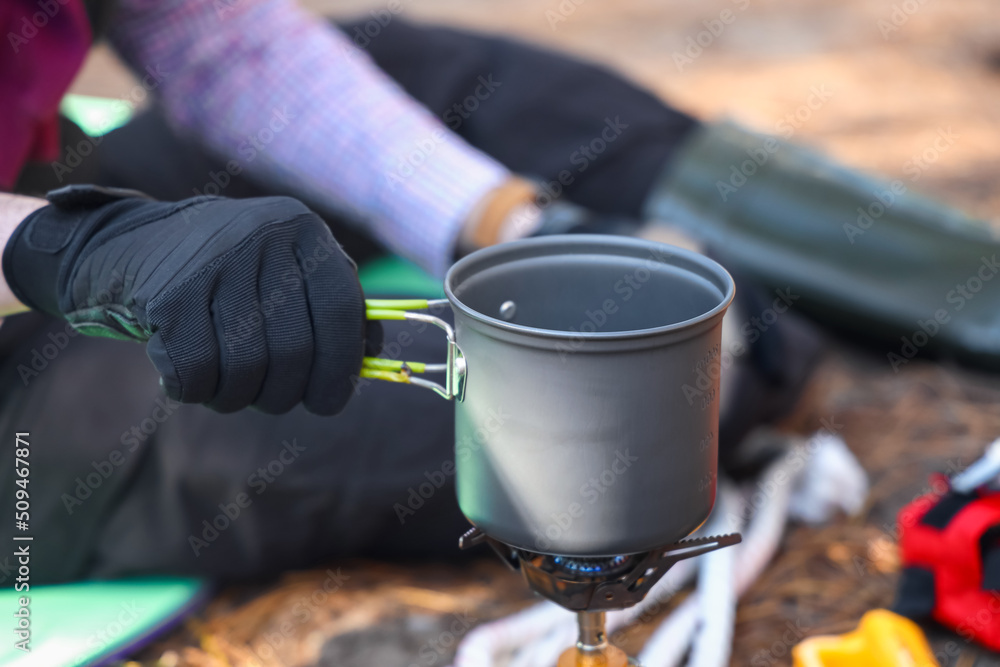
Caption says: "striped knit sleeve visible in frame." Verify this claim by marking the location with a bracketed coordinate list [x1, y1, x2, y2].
[107, 0, 510, 276]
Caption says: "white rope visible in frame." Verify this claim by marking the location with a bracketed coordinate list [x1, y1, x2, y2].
[640, 434, 866, 667]
[638, 461, 794, 667]
[451, 601, 566, 667]
[636, 485, 744, 667]
[788, 432, 868, 524]
[950, 437, 1000, 493]
[686, 485, 742, 667]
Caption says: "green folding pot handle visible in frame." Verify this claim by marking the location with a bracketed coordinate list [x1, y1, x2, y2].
[363, 299, 466, 399]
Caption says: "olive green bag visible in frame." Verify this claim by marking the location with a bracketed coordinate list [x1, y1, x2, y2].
[645, 121, 1000, 370]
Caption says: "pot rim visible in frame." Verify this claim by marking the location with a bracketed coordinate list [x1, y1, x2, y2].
[444, 234, 735, 341]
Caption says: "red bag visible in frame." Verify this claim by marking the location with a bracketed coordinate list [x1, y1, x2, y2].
[896, 474, 1000, 650]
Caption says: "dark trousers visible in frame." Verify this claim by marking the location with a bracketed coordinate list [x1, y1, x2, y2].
[2, 20, 698, 583]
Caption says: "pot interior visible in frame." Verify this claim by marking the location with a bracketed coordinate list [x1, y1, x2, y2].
[447, 237, 732, 335]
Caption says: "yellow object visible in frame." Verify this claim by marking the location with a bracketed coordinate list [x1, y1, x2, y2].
[792, 610, 939, 667]
[556, 645, 630, 667]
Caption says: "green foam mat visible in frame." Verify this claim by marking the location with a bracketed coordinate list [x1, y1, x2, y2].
[358, 255, 442, 297]
[60, 94, 134, 137]
[0, 577, 209, 666]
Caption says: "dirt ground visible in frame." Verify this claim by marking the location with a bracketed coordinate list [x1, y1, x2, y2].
[71, 0, 1000, 665]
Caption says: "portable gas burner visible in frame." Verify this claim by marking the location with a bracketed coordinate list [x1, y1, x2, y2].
[460, 526, 741, 665]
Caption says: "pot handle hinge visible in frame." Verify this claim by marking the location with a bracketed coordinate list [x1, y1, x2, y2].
[362, 299, 466, 401]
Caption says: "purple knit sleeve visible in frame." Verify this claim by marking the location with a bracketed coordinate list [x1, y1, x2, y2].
[108, 0, 509, 276]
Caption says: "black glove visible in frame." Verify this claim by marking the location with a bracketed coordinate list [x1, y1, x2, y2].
[3, 185, 377, 416]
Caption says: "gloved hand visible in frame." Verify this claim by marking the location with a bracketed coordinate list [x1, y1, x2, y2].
[3, 185, 376, 416]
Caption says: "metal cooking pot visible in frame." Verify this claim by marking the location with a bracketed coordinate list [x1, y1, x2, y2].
[363, 235, 734, 556]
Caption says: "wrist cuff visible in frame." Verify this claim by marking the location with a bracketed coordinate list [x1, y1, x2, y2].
[2, 185, 154, 316]
[3, 204, 68, 316]
[460, 177, 540, 250]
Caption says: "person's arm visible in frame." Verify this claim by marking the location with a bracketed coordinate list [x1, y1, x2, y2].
[107, 0, 513, 277]
[0, 194, 45, 317]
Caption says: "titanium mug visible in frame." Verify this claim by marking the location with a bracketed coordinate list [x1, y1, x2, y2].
[364, 235, 735, 556]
